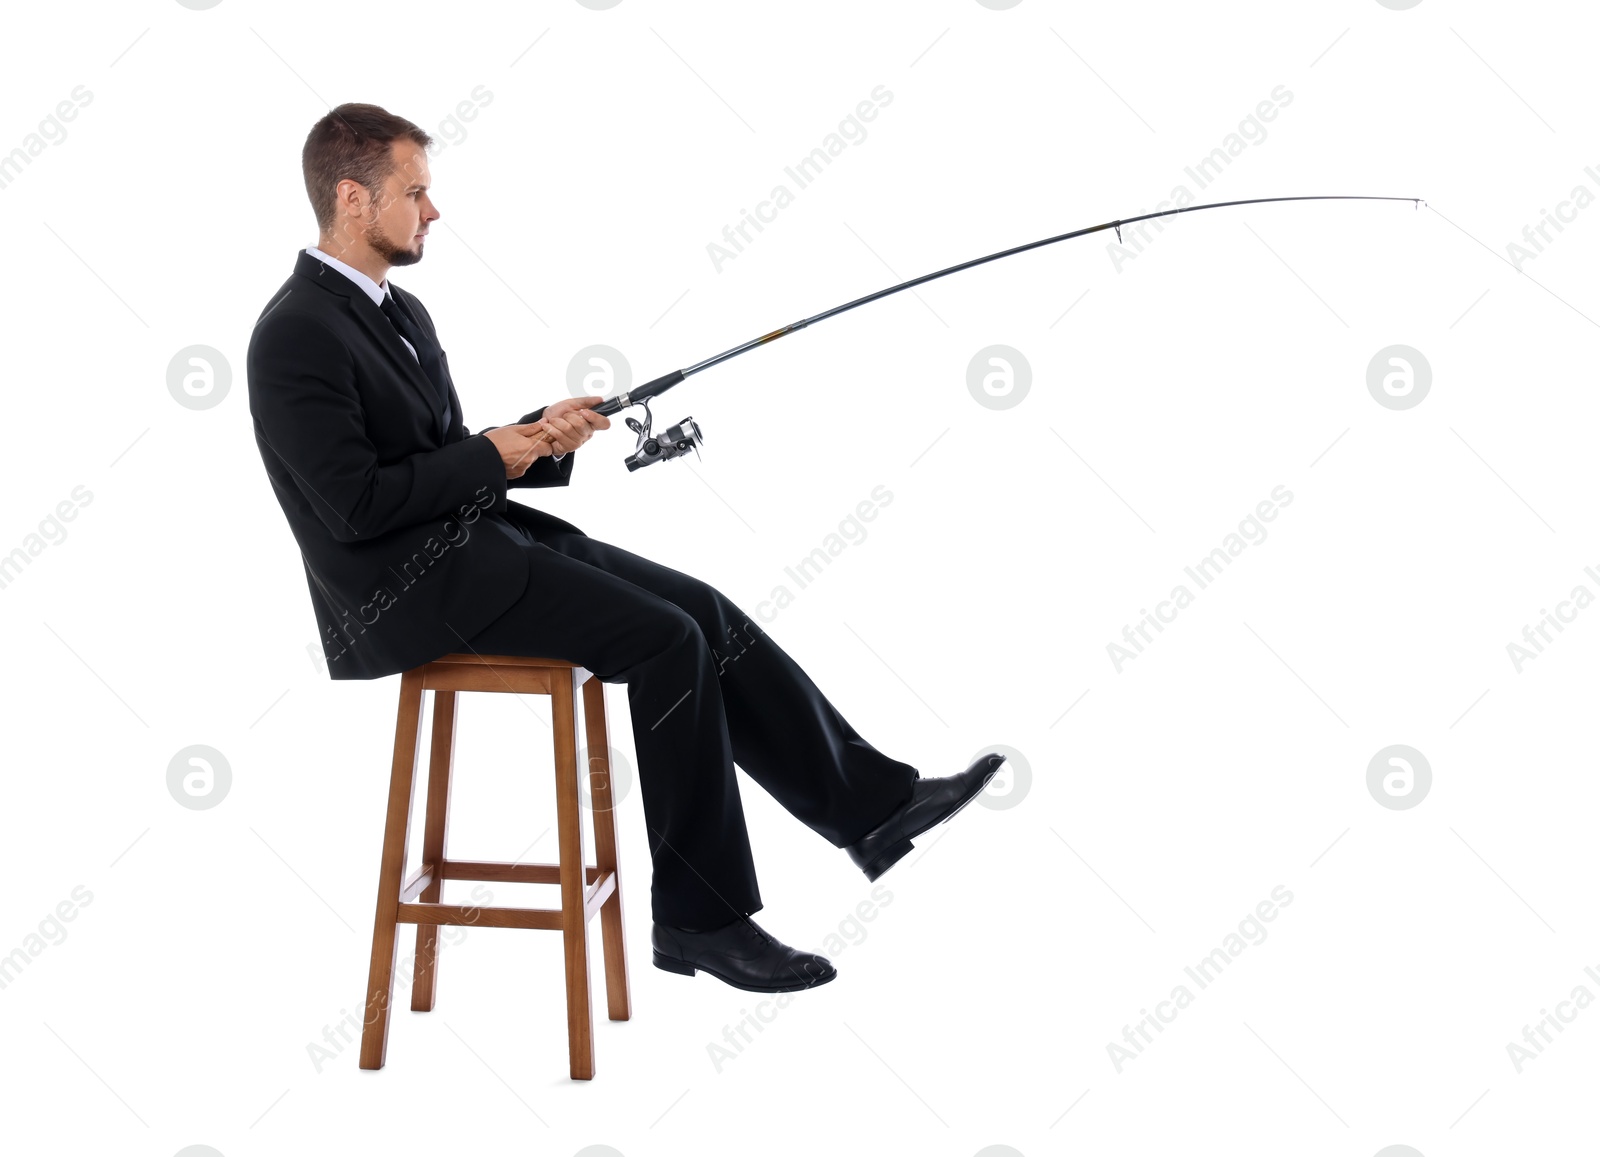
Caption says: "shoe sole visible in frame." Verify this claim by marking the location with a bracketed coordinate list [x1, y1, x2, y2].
[858, 758, 1003, 883]
[652, 949, 837, 993]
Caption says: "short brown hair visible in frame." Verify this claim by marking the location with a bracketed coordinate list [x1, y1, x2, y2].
[301, 103, 432, 234]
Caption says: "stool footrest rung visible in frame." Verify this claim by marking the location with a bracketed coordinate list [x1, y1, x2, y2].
[399, 862, 436, 903]
[396, 902, 563, 930]
[395, 869, 617, 931]
[584, 869, 616, 920]
[442, 859, 602, 886]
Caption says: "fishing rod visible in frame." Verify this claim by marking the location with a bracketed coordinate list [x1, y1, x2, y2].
[530, 193, 1423, 472]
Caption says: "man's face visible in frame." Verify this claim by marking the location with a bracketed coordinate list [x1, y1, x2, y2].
[351, 139, 439, 268]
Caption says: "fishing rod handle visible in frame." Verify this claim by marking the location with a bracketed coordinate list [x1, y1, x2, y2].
[592, 369, 686, 416]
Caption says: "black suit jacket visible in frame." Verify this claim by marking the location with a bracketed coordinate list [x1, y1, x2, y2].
[247, 249, 586, 680]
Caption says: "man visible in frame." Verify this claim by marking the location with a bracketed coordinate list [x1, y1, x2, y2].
[247, 103, 1005, 994]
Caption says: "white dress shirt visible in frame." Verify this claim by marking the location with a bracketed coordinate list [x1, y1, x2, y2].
[303, 246, 563, 459]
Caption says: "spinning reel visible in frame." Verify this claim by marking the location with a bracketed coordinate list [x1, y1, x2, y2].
[619, 397, 703, 472]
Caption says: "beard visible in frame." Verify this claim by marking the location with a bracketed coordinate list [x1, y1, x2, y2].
[364, 214, 423, 267]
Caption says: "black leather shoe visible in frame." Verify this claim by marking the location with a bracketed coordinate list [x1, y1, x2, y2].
[845, 751, 1007, 881]
[652, 914, 837, 993]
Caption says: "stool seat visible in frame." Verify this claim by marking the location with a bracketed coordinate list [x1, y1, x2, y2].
[358, 652, 631, 1081]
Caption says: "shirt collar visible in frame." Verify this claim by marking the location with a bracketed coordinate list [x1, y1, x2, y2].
[304, 245, 390, 306]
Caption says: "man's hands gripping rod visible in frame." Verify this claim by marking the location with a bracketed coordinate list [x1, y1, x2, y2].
[483, 395, 611, 480]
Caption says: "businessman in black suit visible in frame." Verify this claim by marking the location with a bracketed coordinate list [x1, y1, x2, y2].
[248, 103, 1005, 994]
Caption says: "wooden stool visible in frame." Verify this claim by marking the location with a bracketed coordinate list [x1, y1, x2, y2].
[358, 653, 631, 1081]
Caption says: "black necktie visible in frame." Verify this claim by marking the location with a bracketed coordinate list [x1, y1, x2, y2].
[379, 290, 453, 435]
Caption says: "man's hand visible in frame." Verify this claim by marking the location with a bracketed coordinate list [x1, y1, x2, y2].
[539, 396, 611, 454]
[482, 398, 612, 479]
[483, 422, 557, 480]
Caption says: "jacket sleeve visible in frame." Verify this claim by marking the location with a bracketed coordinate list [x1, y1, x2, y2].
[248, 311, 509, 543]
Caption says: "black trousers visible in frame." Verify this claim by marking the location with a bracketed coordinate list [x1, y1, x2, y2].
[462, 519, 919, 929]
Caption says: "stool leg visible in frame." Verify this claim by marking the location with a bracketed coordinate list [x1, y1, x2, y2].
[411, 687, 458, 1011]
[553, 668, 596, 1080]
[360, 669, 426, 1070]
[582, 674, 632, 1022]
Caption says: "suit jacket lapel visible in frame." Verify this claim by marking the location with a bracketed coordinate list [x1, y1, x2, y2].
[292, 250, 447, 439]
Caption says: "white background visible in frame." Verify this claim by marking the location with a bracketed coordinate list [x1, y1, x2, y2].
[2, 1, 1596, 1154]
